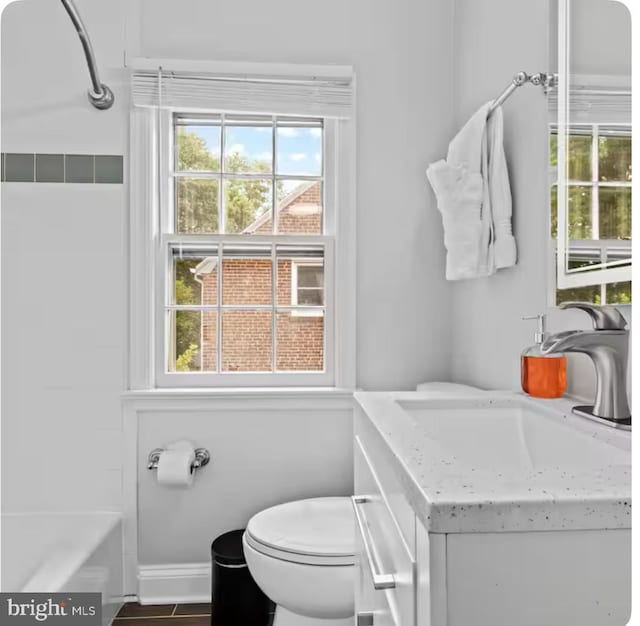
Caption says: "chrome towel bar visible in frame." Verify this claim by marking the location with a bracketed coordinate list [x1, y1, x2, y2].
[489, 71, 556, 115]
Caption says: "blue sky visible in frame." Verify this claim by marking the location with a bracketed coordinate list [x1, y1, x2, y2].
[188, 124, 322, 178]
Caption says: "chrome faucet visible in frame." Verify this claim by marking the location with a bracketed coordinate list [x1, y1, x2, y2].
[540, 302, 631, 429]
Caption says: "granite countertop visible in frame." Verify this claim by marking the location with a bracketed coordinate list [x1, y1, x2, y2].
[354, 391, 631, 533]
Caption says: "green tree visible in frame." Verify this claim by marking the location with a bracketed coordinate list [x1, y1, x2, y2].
[176, 343, 199, 371]
[224, 151, 272, 233]
[176, 130, 219, 234]
[174, 264, 201, 371]
[176, 129, 276, 234]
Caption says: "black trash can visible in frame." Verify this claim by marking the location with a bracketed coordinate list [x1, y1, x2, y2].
[211, 529, 271, 626]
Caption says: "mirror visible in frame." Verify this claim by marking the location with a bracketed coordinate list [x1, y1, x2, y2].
[551, 0, 631, 304]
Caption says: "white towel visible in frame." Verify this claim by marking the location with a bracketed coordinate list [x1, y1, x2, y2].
[426, 102, 517, 280]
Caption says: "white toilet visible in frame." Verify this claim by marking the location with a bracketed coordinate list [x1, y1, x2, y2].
[243, 497, 354, 626]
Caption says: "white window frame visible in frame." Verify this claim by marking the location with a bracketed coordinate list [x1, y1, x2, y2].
[129, 79, 356, 390]
[291, 260, 325, 317]
[548, 240, 632, 306]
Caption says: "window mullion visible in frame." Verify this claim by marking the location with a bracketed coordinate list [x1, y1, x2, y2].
[273, 117, 278, 235]
[217, 242, 223, 373]
[271, 242, 277, 373]
[600, 246, 607, 304]
[220, 113, 226, 235]
[174, 171, 222, 179]
[591, 125, 599, 240]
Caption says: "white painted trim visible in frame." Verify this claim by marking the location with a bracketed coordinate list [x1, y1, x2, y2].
[122, 403, 139, 597]
[155, 109, 173, 387]
[122, 388, 355, 412]
[290, 310, 325, 318]
[334, 115, 357, 390]
[127, 57, 354, 81]
[137, 563, 211, 605]
[557, 264, 632, 289]
[129, 109, 158, 389]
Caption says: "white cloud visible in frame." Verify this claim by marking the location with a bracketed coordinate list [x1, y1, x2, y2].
[278, 127, 298, 137]
[290, 153, 306, 162]
[314, 152, 321, 163]
[228, 143, 246, 155]
[309, 128, 322, 137]
[255, 151, 272, 161]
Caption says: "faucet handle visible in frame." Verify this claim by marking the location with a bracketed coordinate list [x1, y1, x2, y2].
[559, 302, 628, 330]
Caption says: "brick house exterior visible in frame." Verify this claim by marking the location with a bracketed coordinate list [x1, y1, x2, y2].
[195, 181, 324, 372]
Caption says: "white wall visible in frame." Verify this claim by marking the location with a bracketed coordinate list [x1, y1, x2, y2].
[1, 0, 128, 512]
[1, 0, 128, 153]
[447, 0, 554, 392]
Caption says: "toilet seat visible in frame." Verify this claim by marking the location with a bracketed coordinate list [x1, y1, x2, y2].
[245, 497, 355, 566]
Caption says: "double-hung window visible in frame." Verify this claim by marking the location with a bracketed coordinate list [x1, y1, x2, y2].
[167, 113, 331, 382]
[130, 63, 355, 388]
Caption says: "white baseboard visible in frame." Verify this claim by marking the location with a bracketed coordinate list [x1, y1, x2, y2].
[137, 563, 211, 605]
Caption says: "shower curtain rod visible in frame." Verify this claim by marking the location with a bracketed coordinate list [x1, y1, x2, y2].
[489, 71, 556, 114]
[59, 0, 114, 110]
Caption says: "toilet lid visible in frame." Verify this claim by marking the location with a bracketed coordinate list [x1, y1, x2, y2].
[245, 497, 354, 564]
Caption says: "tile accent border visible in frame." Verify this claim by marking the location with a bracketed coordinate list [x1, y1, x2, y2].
[1, 153, 124, 184]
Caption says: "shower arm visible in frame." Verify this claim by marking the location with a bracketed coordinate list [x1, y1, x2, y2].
[59, 0, 114, 110]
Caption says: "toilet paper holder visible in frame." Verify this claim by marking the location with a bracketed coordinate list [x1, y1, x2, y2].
[147, 447, 211, 471]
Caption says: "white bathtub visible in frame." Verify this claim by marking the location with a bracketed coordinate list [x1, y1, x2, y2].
[1, 512, 123, 625]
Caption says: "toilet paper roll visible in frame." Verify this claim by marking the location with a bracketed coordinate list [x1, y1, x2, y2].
[156, 445, 196, 487]
[166, 439, 195, 452]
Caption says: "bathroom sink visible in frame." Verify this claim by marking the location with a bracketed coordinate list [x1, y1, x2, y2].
[397, 396, 630, 472]
[354, 391, 631, 533]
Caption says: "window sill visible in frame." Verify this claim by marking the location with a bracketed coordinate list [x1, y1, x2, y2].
[290, 310, 324, 317]
[121, 386, 355, 410]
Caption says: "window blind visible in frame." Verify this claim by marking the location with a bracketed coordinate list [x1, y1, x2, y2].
[131, 68, 354, 119]
[549, 82, 631, 125]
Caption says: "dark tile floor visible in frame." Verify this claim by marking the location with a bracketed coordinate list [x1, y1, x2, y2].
[115, 603, 211, 625]
[114, 602, 275, 625]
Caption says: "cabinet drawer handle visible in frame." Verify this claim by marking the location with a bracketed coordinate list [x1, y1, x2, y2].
[352, 495, 396, 590]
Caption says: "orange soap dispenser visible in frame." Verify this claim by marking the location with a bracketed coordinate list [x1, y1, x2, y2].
[521, 314, 567, 398]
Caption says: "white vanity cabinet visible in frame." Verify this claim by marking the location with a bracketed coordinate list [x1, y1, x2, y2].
[353, 434, 416, 626]
[354, 406, 448, 626]
[354, 402, 631, 626]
